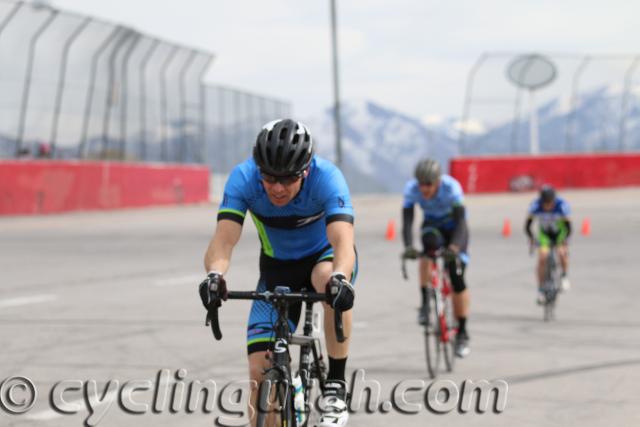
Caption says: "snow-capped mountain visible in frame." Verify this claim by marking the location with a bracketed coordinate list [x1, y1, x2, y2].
[305, 100, 459, 193]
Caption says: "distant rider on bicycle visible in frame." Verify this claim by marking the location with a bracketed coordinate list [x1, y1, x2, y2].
[525, 185, 572, 304]
[401, 158, 471, 358]
[199, 119, 356, 427]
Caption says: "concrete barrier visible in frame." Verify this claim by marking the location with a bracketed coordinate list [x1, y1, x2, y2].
[450, 154, 640, 193]
[0, 160, 209, 215]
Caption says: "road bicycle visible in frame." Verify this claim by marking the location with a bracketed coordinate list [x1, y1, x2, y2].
[207, 286, 345, 427]
[535, 242, 562, 321]
[402, 250, 457, 379]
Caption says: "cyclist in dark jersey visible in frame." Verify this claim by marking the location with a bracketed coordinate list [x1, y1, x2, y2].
[402, 158, 471, 358]
[199, 119, 356, 427]
[525, 185, 572, 304]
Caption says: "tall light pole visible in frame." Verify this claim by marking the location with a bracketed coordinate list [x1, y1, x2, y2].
[330, 0, 343, 167]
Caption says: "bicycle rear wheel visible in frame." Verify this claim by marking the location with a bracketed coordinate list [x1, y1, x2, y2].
[424, 289, 441, 379]
[542, 250, 559, 322]
[256, 370, 294, 427]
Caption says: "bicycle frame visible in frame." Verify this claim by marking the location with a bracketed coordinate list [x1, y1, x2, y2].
[542, 244, 561, 321]
[428, 256, 455, 344]
[402, 251, 457, 377]
[207, 287, 341, 426]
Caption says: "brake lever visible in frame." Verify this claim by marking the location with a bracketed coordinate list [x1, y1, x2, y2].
[206, 303, 223, 340]
[401, 254, 409, 280]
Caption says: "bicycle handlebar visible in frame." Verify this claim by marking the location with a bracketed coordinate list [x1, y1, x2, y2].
[206, 289, 347, 343]
[401, 248, 462, 279]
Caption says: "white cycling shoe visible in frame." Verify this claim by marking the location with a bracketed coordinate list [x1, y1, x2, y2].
[560, 275, 571, 292]
[317, 381, 349, 427]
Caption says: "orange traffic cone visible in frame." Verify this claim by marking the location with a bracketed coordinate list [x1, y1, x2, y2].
[502, 218, 512, 238]
[385, 220, 396, 241]
[581, 217, 591, 236]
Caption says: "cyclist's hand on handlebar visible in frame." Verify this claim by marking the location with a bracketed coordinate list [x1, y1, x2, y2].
[198, 271, 227, 309]
[402, 246, 419, 260]
[326, 272, 355, 311]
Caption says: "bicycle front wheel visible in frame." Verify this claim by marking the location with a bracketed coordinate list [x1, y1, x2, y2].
[441, 292, 456, 373]
[256, 370, 295, 427]
[424, 289, 441, 379]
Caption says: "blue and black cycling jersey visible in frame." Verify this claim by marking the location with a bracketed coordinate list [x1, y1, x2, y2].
[402, 175, 465, 231]
[402, 174, 469, 264]
[217, 156, 354, 260]
[526, 196, 572, 246]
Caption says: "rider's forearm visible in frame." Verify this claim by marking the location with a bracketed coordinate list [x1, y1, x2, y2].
[525, 217, 534, 239]
[450, 205, 466, 249]
[204, 220, 242, 274]
[564, 219, 572, 237]
[204, 239, 234, 274]
[402, 206, 414, 247]
[327, 221, 355, 278]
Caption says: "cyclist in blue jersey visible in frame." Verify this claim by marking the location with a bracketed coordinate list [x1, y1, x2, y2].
[525, 185, 572, 304]
[401, 158, 471, 358]
[199, 119, 356, 427]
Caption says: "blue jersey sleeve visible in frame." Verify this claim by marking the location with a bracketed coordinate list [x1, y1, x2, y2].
[319, 166, 354, 224]
[528, 199, 540, 215]
[402, 180, 419, 209]
[217, 164, 251, 224]
[448, 177, 464, 206]
[557, 198, 571, 216]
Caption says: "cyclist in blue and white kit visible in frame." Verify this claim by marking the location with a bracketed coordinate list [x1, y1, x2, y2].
[401, 158, 471, 358]
[199, 119, 356, 427]
[525, 185, 572, 304]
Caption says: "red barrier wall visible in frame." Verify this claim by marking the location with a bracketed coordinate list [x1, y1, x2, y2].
[0, 161, 210, 215]
[450, 154, 640, 193]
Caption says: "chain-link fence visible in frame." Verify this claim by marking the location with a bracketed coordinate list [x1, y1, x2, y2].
[204, 85, 291, 173]
[0, 1, 215, 162]
[0, 0, 291, 169]
[459, 52, 640, 156]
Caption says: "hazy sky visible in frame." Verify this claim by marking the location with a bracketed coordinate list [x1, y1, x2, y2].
[48, 0, 638, 121]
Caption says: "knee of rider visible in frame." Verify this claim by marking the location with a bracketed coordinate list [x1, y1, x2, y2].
[249, 361, 265, 385]
[453, 279, 466, 293]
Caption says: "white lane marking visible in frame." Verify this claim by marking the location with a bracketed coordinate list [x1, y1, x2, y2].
[0, 294, 57, 308]
[154, 274, 202, 287]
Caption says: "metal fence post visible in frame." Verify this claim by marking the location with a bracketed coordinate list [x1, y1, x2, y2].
[458, 52, 488, 155]
[15, 8, 59, 156]
[118, 33, 142, 160]
[197, 56, 213, 164]
[101, 30, 135, 157]
[78, 26, 122, 158]
[159, 45, 179, 161]
[50, 17, 92, 156]
[178, 50, 197, 162]
[138, 38, 159, 160]
[565, 56, 591, 153]
[618, 56, 640, 152]
[0, 2, 23, 87]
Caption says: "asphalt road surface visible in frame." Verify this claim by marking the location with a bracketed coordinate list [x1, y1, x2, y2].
[1, 188, 639, 426]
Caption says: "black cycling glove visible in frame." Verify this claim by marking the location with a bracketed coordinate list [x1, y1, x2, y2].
[402, 246, 419, 260]
[326, 272, 355, 311]
[198, 272, 227, 309]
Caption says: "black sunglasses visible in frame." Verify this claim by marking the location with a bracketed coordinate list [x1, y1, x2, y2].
[260, 172, 302, 185]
